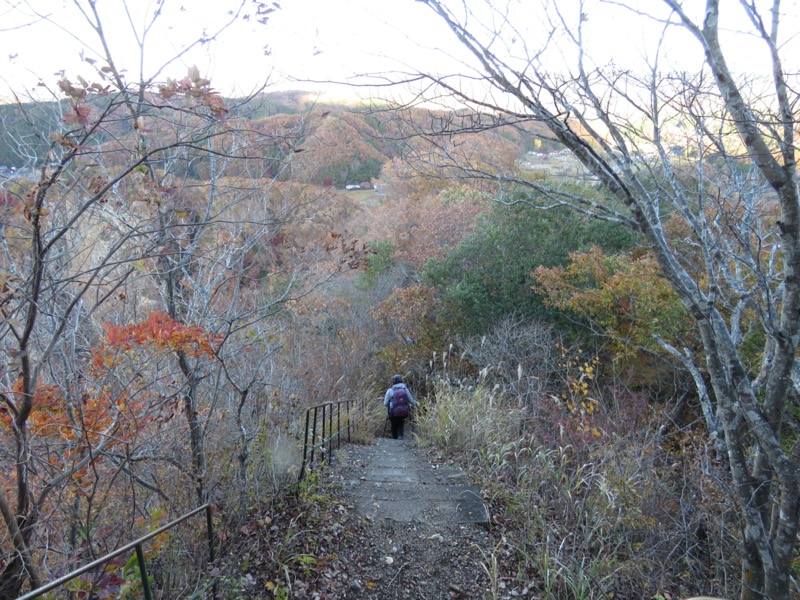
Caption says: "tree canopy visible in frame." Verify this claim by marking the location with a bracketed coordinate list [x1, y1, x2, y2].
[389, 1, 800, 598]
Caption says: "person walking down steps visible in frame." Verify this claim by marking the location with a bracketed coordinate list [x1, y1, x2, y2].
[384, 374, 417, 440]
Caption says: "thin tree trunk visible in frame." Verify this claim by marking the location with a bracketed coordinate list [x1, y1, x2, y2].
[0, 484, 41, 597]
[179, 351, 207, 505]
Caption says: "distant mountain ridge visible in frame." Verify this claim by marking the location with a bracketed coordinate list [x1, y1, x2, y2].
[0, 90, 552, 187]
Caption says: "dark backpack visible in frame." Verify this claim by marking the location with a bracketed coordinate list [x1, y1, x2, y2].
[390, 385, 410, 418]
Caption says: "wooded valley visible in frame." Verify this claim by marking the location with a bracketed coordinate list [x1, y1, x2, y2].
[0, 83, 775, 599]
[2, 1, 800, 599]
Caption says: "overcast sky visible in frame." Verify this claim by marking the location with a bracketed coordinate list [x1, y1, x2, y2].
[0, 0, 460, 101]
[0, 0, 796, 103]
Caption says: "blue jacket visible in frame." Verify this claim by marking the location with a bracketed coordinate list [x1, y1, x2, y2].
[384, 383, 417, 413]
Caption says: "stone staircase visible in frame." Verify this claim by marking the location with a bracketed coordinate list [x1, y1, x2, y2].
[336, 438, 488, 527]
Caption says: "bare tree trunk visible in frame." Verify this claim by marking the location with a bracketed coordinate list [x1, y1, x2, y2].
[178, 351, 208, 505]
[405, 1, 800, 597]
[0, 485, 40, 599]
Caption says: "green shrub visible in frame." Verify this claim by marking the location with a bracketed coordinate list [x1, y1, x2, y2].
[423, 202, 638, 336]
[357, 240, 396, 289]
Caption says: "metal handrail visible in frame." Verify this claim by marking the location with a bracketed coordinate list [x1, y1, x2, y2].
[18, 503, 215, 600]
[298, 398, 367, 482]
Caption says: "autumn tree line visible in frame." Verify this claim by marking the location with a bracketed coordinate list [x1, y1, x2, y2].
[3, 1, 800, 599]
[0, 86, 787, 599]
[0, 66, 562, 596]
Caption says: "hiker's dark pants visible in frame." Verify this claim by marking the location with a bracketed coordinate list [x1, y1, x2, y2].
[389, 416, 406, 439]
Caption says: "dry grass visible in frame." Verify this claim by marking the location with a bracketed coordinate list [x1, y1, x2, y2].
[413, 372, 740, 599]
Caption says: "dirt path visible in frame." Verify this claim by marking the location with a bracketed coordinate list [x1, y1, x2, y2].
[322, 438, 492, 599]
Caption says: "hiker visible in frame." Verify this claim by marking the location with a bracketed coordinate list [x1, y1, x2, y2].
[384, 374, 417, 440]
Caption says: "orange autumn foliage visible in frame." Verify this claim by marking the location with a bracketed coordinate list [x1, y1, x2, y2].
[0, 380, 141, 499]
[371, 284, 443, 370]
[95, 312, 222, 372]
[2, 313, 220, 470]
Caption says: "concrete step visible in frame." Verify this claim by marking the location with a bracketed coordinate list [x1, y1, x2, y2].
[333, 438, 489, 527]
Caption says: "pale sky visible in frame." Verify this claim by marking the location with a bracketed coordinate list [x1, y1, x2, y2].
[0, 0, 796, 103]
[0, 0, 459, 101]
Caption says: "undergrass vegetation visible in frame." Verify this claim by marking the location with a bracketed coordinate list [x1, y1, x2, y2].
[415, 380, 524, 456]
[414, 344, 740, 599]
[356, 395, 392, 442]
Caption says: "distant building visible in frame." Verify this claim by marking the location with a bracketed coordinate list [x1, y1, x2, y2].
[344, 181, 373, 190]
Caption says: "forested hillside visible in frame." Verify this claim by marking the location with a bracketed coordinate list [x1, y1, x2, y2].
[0, 80, 757, 599]
[2, 1, 800, 598]
[0, 81, 614, 598]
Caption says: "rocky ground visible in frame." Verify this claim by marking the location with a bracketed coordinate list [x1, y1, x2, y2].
[329, 514, 490, 599]
[324, 439, 491, 599]
[218, 435, 502, 599]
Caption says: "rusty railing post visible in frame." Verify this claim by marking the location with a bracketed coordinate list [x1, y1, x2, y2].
[300, 407, 311, 481]
[134, 543, 154, 600]
[320, 403, 326, 463]
[346, 399, 351, 443]
[327, 402, 334, 457]
[336, 401, 342, 449]
[309, 405, 319, 470]
[206, 504, 217, 598]
[18, 503, 216, 600]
